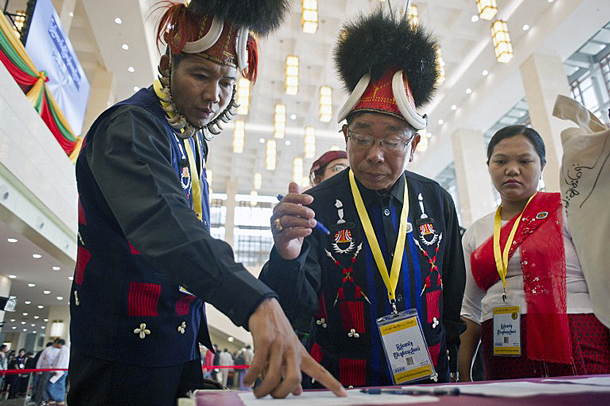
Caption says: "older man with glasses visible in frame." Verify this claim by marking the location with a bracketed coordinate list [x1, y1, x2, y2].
[260, 9, 466, 388]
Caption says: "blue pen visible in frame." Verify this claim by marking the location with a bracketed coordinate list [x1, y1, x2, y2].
[276, 194, 331, 235]
[361, 387, 460, 396]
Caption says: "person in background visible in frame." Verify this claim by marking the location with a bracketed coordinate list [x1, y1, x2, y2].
[36, 340, 60, 406]
[458, 125, 610, 381]
[218, 348, 234, 388]
[260, 9, 465, 388]
[31, 342, 54, 405]
[310, 151, 349, 187]
[45, 339, 69, 406]
[67, 0, 344, 403]
[7, 348, 26, 399]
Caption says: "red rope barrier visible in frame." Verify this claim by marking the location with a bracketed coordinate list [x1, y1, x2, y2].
[0, 368, 68, 376]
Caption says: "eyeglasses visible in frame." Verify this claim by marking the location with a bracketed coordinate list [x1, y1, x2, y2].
[326, 163, 347, 173]
[346, 128, 412, 153]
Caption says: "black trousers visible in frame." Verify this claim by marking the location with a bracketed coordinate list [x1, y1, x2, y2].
[67, 350, 204, 406]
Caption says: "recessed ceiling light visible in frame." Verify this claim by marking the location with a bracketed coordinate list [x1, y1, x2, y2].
[466, 88, 472, 94]
[23, 329, 27, 332]
[227, 336, 235, 342]
[128, 66, 135, 73]
[52, 266, 61, 271]
[21, 321, 26, 325]
[57, 296, 64, 301]
[8, 275, 16, 279]
[438, 119, 444, 125]
[28, 283, 35, 288]
[68, 276, 74, 281]
[11, 327, 15, 330]
[115, 17, 122, 24]
[33, 331, 37, 334]
[69, 12, 74, 17]
[522, 24, 530, 31]
[23, 313, 28, 316]
[41, 326, 46, 329]
[34, 316, 39, 319]
[31, 324, 35, 327]
[7, 238, 18, 243]
[290, 114, 297, 120]
[285, 140, 291, 146]
[121, 44, 129, 51]
[548, 0, 554, 3]
[482, 70, 489, 76]
[24, 301, 31, 305]
[43, 291, 51, 295]
[38, 305, 44, 309]
[32, 254, 42, 259]
[9, 319, 14, 322]
[44, 319, 48, 322]
[133, 86, 140, 92]
[259, 138, 265, 144]
[451, 105, 457, 111]
[471, 15, 479, 23]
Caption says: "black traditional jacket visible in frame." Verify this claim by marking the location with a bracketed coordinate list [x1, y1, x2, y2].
[71, 87, 276, 367]
[260, 169, 465, 386]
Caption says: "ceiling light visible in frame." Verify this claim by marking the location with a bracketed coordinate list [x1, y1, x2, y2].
[466, 88, 472, 94]
[24, 301, 31, 305]
[9, 319, 14, 322]
[522, 24, 530, 31]
[249, 191, 258, 207]
[254, 173, 262, 190]
[52, 266, 61, 271]
[232, 120, 246, 153]
[476, 0, 498, 21]
[8, 275, 16, 279]
[121, 44, 129, 50]
[482, 70, 489, 76]
[114, 17, 122, 24]
[133, 86, 140, 92]
[319, 86, 333, 122]
[11, 327, 15, 330]
[32, 254, 42, 259]
[304, 127, 316, 159]
[68, 276, 74, 281]
[236, 78, 251, 115]
[285, 55, 299, 95]
[438, 119, 444, 125]
[471, 15, 479, 23]
[41, 326, 45, 329]
[7, 238, 17, 243]
[23, 329, 27, 332]
[274, 104, 286, 139]
[407, 4, 419, 27]
[436, 47, 446, 85]
[548, 0, 554, 2]
[28, 283, 35, 288]
[290, 114, 297, 120]
[21, 321, 26, 325]
[57, 296, 64, 301]
[266, 140, 277, 170]
[34, 316, 39, 319]
[23, 312, 28, 316]
[69, 12, 74, 17]
[451, 105, 457, 111]
[44, 318, 48, 322]
[285, 140, 291, 146]
[227, 336, 235, 342]
[43, 290, 51, 295]
[491, 20, 514, 63]
[293, 157, 303, 184]
[128, 66, 135, 73]
[259, 137, 265, 144]
[31, 324, 35, 327]
[38, 305, 44, 309]
[301, 0, 318, 34]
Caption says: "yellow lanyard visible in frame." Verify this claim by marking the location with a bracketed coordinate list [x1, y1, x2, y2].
[493, 193, 536, 301]
[153, 80, 203, 221]
[349, 170, 409, 312]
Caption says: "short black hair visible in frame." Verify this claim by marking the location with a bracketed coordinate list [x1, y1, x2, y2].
[487, 125, 546, 167]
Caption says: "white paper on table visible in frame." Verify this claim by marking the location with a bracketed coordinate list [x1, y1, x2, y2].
[542, 376, 610, 387]
[238, 389, 438, 406]
[445, 381, 610, 398]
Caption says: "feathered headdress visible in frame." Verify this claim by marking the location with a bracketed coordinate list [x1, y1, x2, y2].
[334, 9, 439, 130]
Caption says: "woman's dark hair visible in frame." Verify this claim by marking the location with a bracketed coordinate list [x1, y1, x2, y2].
[486, 125, 546, 167]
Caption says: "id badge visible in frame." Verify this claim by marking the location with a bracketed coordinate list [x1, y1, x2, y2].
[377, 309, 436, 384]
[492, 304, 521, 356]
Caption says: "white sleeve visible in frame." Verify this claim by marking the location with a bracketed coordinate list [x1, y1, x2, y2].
[460, 226, 486, 325]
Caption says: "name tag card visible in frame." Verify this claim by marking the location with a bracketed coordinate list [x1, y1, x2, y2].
[377, 309, 436, 384]
[493, 304, 521, 356]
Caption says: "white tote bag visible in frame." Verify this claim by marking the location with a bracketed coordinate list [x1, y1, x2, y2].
[553, 95, 610, 328]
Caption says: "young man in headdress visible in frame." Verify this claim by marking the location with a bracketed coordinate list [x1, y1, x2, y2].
[68, 1, 345, 404]
[260, 10, 466, 387]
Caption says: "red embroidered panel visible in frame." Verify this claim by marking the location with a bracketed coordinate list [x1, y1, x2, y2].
[75, 246, 91, 285]
[339, 358, 367, 387]
[426, 290, 441, 323]
[128, 242, 140, 255]
[128, 282, 161, 317]
[428, 343, 441, 367]
[339, 301, 365, 332]
[315, 293, 327, 320]
[78, 198, 86, 226]
[176, 293, 196, 316]
[310, 343, 323, 364]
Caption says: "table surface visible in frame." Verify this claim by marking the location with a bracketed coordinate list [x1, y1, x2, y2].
[194, 375, 610, 406]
